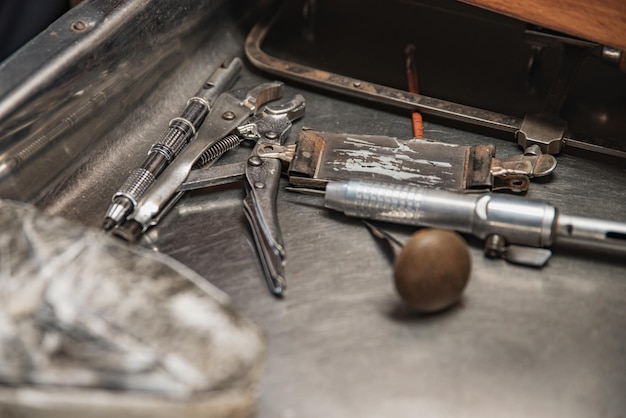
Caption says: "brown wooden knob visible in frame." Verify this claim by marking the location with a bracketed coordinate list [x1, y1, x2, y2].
[394, 228, 471, 313]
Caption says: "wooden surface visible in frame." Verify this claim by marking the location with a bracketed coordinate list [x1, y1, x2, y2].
[461, 0, 626, 51]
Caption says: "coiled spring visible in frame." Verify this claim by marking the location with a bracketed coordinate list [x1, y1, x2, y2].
[194, 134, 242, 168]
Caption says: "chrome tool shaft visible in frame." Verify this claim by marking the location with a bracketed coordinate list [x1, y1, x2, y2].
[102, 58, 242, 230]
[296, 180, 626, 266]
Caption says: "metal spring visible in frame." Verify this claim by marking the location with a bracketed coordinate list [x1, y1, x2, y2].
[194, 134, 242, 168]
[11, 92, 106, 167]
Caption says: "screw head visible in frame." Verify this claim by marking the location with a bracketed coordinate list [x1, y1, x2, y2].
[222, 111, 236, 120]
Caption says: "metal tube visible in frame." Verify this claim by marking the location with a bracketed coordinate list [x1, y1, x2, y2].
[325, 180, 558, 248]
[556, 214, 626, 253]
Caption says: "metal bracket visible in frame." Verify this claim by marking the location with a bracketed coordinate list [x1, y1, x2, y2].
[256, 143, 296, 162]
[287, 130, 530, 193]
[516, 114, 567, 155]
[492, 144, 557, 181]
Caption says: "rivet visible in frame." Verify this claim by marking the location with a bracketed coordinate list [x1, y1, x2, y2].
[222, 111, 236, 120]
[71, 21, 88, 32]
[254, 182, 265, 189]
[265, 131, 278, 139]
[248, 156, 263, 166]
[353, 81, 361, 88]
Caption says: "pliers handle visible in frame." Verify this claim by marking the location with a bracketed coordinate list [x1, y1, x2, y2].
[242, 94, 305, 296]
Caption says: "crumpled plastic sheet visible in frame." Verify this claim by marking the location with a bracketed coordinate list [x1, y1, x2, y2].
[0, 199, 265, 418]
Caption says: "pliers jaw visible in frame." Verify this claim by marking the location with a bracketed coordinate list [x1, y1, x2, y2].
[241, 94, 306, 296]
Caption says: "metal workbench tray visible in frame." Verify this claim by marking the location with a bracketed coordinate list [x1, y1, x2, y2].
[0, 1, 625, 417]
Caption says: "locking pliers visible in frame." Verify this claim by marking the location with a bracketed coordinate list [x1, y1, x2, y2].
[178, 94, 305, 296]
[113, 79, 305, 296]
[113, 81, 286, 240]
[239, 95, 305, 295]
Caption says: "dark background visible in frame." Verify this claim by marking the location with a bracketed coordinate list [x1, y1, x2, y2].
[0, 0, 71, 62]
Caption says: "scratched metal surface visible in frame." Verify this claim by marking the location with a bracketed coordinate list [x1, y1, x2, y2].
[2, 2, 626, 418]
[38, 30, 626, 418]
[150, 83, 626, 418]
[132, 58, 626, 418]
[290, 130, 478, 190]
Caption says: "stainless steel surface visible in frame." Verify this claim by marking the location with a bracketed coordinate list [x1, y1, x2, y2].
[0, 0, 253, 201]
[153, 82, 626, 416]
[1, 1, 625, 417]
[0, 70, 127, 181]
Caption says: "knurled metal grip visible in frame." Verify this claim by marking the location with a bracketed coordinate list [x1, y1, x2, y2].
[150, 118, 194, 161]
[338, 181, 425, 221]
[325, 180, 556, 248]
[114, 168, 155, 206]
[149, 98, 209, 162]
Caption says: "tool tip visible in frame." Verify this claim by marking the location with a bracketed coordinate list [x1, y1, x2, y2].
[102, 218, 116, 231]
[285, 186, 326, 196]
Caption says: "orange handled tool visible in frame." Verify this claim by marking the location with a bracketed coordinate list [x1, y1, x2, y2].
[405, 44, 423, 138]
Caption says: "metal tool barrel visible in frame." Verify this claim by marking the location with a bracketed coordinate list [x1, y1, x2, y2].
[556, 214, 626, 254]
[324, 180, 557, 248]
